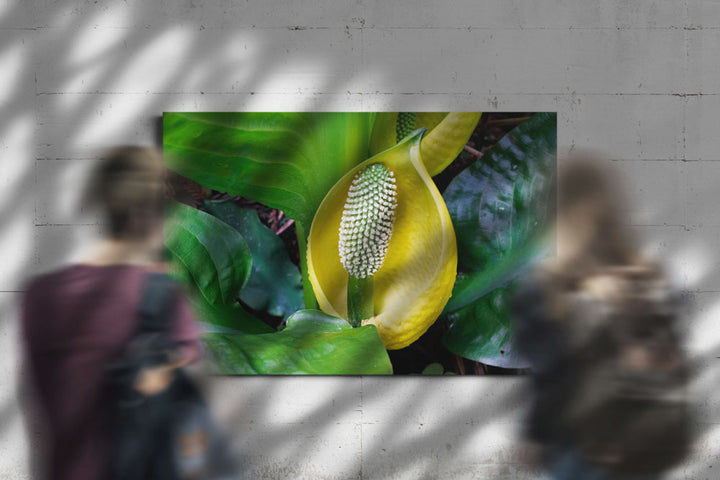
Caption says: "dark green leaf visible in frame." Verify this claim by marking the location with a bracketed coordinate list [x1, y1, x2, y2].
[164, 202, 252, 306]
[442, 113, 556, 367]
[163, 112, 375, 230]
[192, 297, 274, 335]
[445, 239, 549, 313]
[445, 283, 529, 368]
[203, 199, 303, 320]
[203, 310, 393, 375]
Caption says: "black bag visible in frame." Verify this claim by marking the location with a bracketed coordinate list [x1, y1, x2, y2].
[557, 267, 692, 476]
[106, 273, 237, 480]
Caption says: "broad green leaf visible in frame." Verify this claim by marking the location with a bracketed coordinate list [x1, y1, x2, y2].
[163, 112, 375, 230]
[445, 283, 529, 368]
[441, 113, 556, 367]
[203, 310, 393, 375]
[203, 199, 303, 320]
[445, 238, 549, 313]
[164, 202, 252, 306]
[192, 297, 274, 335]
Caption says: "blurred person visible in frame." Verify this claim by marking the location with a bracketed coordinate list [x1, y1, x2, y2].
[512, 153, 692, 480]
[21, 147, 201, 480]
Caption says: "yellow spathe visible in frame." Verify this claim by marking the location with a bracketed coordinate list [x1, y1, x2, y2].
[370, 112, 482, 177]
[307, 129, 457, 350]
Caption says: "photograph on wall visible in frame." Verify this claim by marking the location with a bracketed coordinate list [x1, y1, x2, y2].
[162, 112, 556, 375]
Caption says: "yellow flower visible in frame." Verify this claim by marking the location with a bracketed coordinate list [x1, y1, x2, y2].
[307, 129, 458, 349]
[370, 112, 482, 176]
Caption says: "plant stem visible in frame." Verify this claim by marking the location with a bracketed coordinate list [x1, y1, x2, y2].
[485, 116, 532, 127]
[454, 353, 466, 375]
[295, 222, 318, 310]
[276, 218, 295, 235]
[347, 275, 374, 328]
[463, 144, 484, 158]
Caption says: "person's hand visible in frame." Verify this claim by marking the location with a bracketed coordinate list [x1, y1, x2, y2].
[133, 364, 175, 395]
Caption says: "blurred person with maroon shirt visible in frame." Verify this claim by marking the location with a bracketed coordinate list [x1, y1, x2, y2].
[21, 147, 200, 480]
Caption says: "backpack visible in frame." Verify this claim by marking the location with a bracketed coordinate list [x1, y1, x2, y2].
[555, 266, 692, 476]
[106, 273, 237, 480]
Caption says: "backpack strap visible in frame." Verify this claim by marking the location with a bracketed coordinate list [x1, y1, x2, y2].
[136, 272, 176, 337]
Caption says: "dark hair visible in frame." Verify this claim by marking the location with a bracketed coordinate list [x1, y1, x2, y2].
[86, 146, 165, 240]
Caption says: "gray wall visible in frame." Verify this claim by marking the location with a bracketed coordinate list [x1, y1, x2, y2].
[1, 1, 718, 478]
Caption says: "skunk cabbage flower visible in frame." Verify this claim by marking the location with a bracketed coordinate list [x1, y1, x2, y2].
[370, 112, 482, 176]
[307, 129, 457, 349]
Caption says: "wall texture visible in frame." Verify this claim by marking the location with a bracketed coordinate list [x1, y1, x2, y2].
[1, 1, 718, 478]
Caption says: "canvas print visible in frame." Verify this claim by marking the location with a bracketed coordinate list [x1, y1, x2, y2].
[162, 112, 556, 375]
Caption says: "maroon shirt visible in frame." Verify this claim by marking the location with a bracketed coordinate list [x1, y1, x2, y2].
[21, 264, 200, 480]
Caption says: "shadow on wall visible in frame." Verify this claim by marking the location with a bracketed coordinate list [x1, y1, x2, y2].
[1, 1, 719, 478]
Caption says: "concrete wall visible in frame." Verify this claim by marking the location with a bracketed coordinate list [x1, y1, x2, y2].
[1, 1, 718, 478]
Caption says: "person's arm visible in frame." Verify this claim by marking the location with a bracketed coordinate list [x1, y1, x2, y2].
[170, 287, 202, 363]
[133, 284, 201, 395]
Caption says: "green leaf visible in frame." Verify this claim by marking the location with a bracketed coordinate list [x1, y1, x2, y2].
[192, 297, 274, 335]
[445, 238, 549, 313]
[203, 310, 393, 375]
[421, 363, 444, 375]
[164, 202, 252, 306]
[203, 199, 304, 320]
[163, 112, 375, 230]
[445, 283, 529, 368]
[441, 113, 556, 367]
